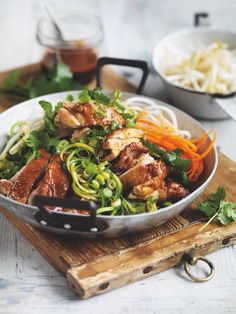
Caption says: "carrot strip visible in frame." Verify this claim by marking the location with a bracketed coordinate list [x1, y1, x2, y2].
[137, 112, 149, 119]
[194, 131, 217, 161]
[192, 132, 208, 144]
[137, 121, 198, 151]
[146, 135, 176, 150]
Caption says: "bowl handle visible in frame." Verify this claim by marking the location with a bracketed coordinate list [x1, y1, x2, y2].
[96, 57, 149, 94]
[194, 12, 209, 27]
[31, 195, 108, 233]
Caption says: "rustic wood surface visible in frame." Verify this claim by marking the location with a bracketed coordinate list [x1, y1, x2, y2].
[1, 0, 236, 313]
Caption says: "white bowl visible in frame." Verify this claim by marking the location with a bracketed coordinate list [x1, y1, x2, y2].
[152, 28, 236, 120]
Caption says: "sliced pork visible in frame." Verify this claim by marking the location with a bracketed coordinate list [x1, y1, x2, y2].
[29, 155, 70, 204]
[119, 154, 159, 190]
[57, 102, 124, 129]
[0, 149, 50, 203]
[102, 128, 144, 161]
[130, 179, 189, 201]
[111, 142, 148, 173]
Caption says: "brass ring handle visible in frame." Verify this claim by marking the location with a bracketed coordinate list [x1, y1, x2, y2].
[183, 254, 215, 282]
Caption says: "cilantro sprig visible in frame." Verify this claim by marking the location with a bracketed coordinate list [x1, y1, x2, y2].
[0, 63, 84, 99]
[199, 186, 236, 231]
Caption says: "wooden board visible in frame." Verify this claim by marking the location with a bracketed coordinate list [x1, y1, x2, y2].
[0, 64, 236, 299]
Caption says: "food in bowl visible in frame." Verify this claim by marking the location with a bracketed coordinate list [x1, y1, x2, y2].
[161, 41, 236, 94]
[0, 89, 216, 215]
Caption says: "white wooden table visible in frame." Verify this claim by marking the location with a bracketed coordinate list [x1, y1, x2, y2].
[0, 1, 236, 313]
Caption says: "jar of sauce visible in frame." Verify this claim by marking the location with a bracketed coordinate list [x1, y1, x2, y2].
[36, 12, 103, 84]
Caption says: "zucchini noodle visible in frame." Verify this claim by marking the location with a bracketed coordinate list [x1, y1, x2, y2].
[0, 120, 45, 158]
[59, 141, 157, 215]
[60, 142, 124, 212]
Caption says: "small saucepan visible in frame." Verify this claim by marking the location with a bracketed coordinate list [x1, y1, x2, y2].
[152, 14, 236, 121]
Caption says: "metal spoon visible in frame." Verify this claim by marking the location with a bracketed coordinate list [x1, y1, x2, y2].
[43, 3, 72, 47]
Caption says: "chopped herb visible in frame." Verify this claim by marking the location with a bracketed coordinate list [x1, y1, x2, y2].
[89, 88, 111, 105]
[146, 196, 158, 212]
[163, 201, 173, 207]
[66, 94, 74, 102]
[111, 121, 122, 131]
[78, 89, 92, 103]
[125, 118, 136, 128]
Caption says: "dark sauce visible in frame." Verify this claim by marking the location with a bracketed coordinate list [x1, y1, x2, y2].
[40, 42, 98, 84]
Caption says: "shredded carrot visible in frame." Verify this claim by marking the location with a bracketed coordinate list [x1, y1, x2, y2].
[138, 119, 164, 130]
[135, 118, 216, 182]
[194, 130, 217, 161]
[137, 124, 198, 152]
[137, 112, 149, 120]
[146, 135, 176, 151]
[192, 131, 210, 144]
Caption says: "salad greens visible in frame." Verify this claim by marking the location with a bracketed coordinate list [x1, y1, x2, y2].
[0, 63, 84, 99]
[199, 186, 236, 231]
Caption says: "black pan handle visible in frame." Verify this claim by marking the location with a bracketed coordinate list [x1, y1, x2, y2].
[96, 57, 149, 94]
[194, 12, 209, 27]
[31, 195, 108, 233]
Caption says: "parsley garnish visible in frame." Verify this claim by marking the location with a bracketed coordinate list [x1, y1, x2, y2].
[0, 63, 84, 99]
[199, 186, 236, 231]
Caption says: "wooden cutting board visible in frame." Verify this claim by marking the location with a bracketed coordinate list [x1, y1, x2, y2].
[0, 64, 236, 299]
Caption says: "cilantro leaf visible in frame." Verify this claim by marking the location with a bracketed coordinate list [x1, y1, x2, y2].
[78, 89, 92, 103]
[199, 186, 236, 231]
[88, 88, 110, 105]
[26, 130, 59, 155]
[0, 62, 84, 99]
[146, 196, 158, 212]
[39, 100, 57, 135]
[218, 201, 236, 225]
[3, 70, 21, 89]
[199, 186, 226, 218]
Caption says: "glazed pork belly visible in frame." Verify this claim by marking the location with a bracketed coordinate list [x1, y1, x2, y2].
[119, 154, 161, 190]
[57, 101, 125, 129]
[106, 132, 189, 202]
[29, 155, 70, 204]
[102, 128, 144, 161]
[130, 178, 189, 201]
[111, 142, 148, 173]
[0, 149, 50, 203]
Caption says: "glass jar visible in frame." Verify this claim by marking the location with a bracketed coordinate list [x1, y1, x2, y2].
[36, 11, 103, 84]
